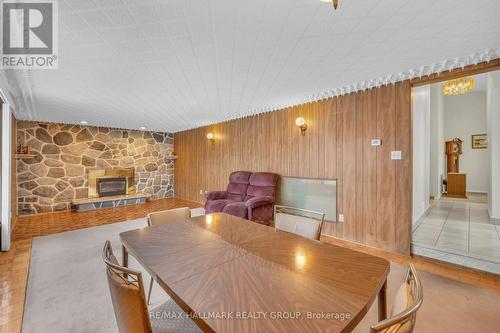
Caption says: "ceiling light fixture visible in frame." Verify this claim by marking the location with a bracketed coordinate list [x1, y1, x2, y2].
[442, 77, 475, 96]
[320, 0, 339, 10]
[80, 120, 88, 125]
[139, 126, 147, 130]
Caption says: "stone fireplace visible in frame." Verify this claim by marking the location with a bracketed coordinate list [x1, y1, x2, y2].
[71, 167, 151, 212]
[16, 121, 174, 216]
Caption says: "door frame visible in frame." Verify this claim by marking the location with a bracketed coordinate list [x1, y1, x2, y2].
[0, 89, 12, 251]
[408, 59, 500, 253]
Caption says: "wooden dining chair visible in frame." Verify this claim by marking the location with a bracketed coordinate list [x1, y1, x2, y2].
[370, 264, 423, 333]
[274, 205, 325, 241]
[146, 207, 191, 304]
[147, 207, 191, 226]
[103, 241, 201, 333]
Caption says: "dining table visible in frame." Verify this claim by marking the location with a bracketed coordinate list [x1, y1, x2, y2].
[120, 212, 390, 333]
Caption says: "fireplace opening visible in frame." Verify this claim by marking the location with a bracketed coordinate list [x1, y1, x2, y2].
[97, 177, 127, 197]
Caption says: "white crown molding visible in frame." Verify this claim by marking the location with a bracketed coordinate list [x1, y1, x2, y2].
[195, 48, 500, 131]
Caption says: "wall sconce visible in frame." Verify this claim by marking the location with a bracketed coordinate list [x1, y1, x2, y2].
[295, 117, 307, 136]
[206, 132, 215, 143]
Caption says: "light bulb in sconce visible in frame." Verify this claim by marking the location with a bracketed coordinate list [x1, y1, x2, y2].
[206, 132, 215, 143]
[295, 117, 307, 136]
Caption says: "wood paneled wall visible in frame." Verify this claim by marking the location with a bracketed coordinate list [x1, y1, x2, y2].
[175, 81, 412, 255]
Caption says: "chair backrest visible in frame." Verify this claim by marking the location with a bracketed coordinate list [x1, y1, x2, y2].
[226, 171, 252, 201]
[102, 241, 152, 333]
[274, 205, 325, 240]
[245, 172, 279, 201]
[147, 207, 190, 226]
[370, 264, 423, 333]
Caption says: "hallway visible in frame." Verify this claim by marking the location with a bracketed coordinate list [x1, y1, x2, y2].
[413, 196, 500, 270]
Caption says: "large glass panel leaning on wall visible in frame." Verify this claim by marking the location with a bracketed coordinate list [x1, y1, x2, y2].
[277, 177, 337, 222]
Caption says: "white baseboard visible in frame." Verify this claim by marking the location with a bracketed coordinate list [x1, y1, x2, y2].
[467, 190, 488, 194]
[412, 205, 432, 227]
[412, 244, 500, 275]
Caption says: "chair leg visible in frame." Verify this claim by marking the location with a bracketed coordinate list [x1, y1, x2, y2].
[122, 245, 129, 279]
[147, 277, 154, 305]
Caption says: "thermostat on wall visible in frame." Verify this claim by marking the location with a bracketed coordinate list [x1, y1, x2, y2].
[371, 139, 381, 146]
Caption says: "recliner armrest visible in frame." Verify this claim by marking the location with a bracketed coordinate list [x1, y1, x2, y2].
[205, 191, 228, 200]
[245, 196, 274, 209]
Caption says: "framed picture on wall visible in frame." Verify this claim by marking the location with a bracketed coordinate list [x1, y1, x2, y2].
[471, 134, 487, 149]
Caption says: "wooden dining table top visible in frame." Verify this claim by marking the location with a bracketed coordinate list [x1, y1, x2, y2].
[119, 213, 390, 333]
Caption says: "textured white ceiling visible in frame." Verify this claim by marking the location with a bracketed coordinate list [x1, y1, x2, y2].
[2, 0, 500, 133]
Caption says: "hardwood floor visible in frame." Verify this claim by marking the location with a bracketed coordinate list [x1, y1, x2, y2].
[0, 197, 201, 333]
[1, 197, 499, 333]
[0, 240, 30, 333]
[11, 197, 201, 241]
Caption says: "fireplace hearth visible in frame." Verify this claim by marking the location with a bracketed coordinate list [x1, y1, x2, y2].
[72, 167, 149, 212]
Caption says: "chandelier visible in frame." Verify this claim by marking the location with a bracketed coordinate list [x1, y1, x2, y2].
[442, 77, 475, 96]
[321, 0, 339, 10]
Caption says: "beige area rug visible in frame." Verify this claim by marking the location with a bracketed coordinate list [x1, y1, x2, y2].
[22, 215, 500, 333]
[22, 218, 167, 333]
[22, 207, 206, 333]
[353, 263, 500, 333]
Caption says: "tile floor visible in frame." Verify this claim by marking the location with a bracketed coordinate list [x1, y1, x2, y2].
[413, 199, 500, 263]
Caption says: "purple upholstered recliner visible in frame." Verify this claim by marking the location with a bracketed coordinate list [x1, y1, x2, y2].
[204, 171, 252, 213]
[205, 171, 279, 225]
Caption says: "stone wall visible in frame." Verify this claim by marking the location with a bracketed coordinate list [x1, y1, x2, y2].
[16, 121, 174, 216]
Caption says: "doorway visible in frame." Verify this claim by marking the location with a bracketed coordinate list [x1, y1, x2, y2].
[411, 71, 500, 274]
[0, 93, 14, 251]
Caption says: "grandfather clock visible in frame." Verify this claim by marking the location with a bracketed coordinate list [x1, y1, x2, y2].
[445, 139, 462, 173]
[445, 139, 466, 198]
